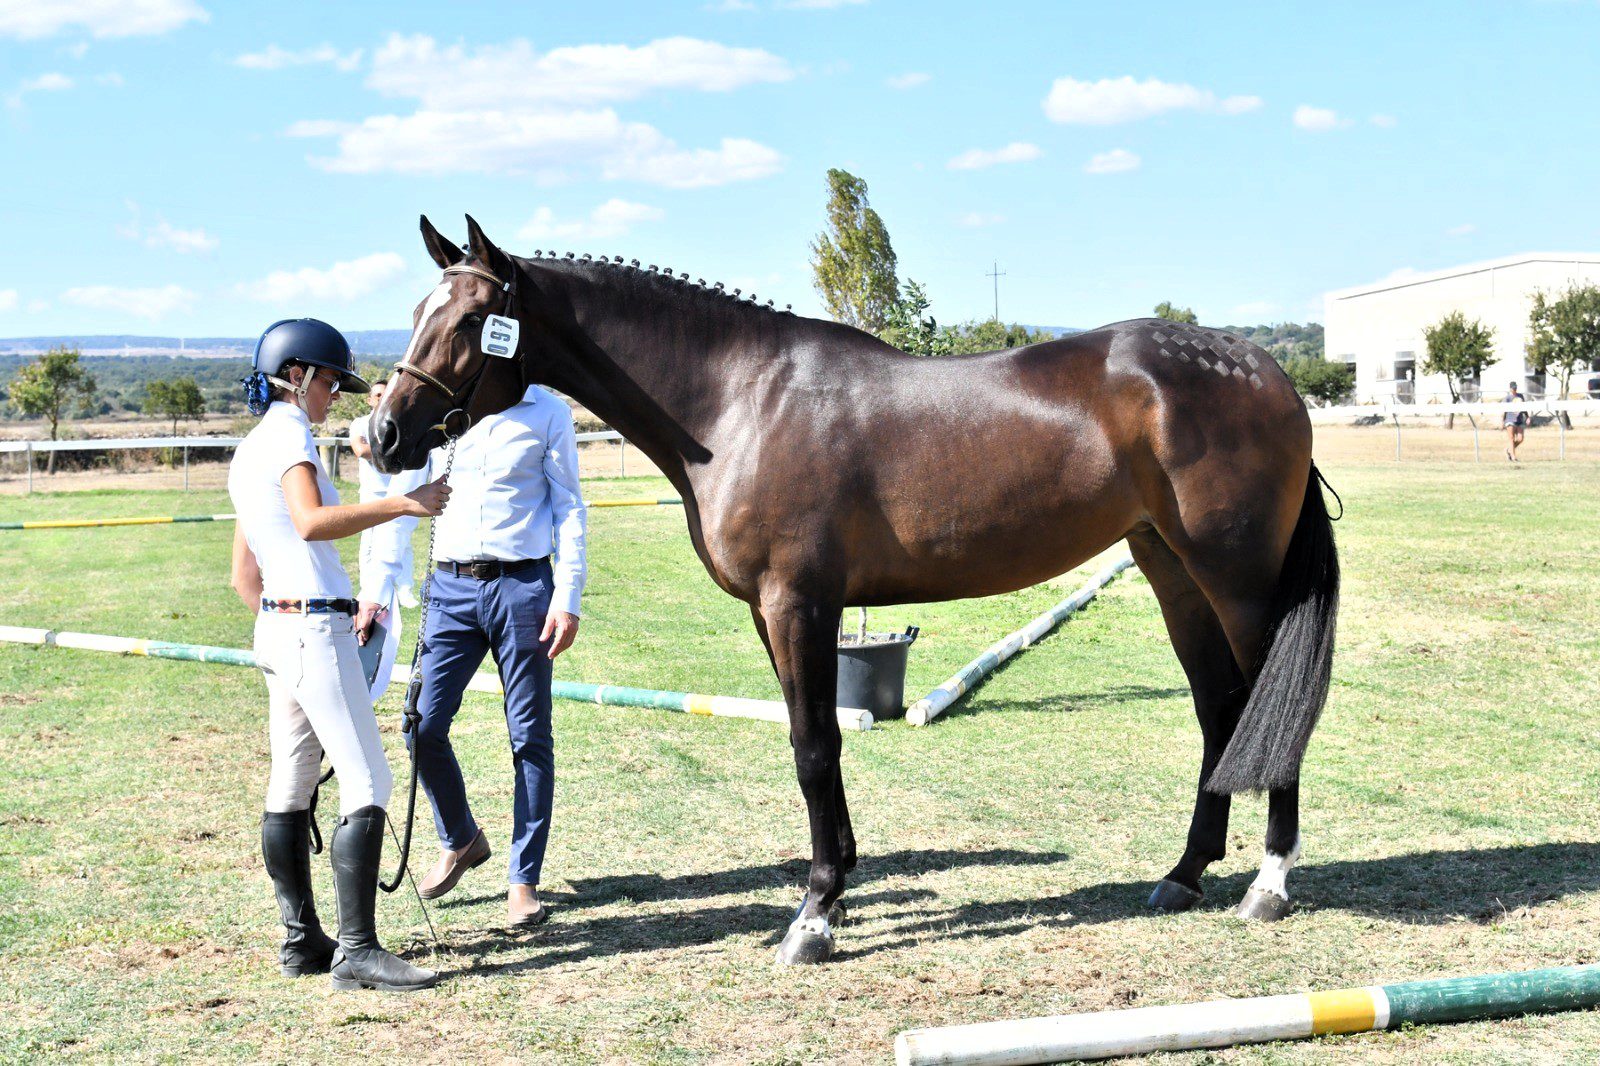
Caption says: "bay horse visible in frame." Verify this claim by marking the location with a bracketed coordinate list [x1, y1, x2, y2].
[372, 216, 1339, 965]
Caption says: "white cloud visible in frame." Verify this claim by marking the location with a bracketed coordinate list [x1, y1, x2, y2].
[1231, 300, 1276, 319]
[777, 0, 867, 7]
[948, 141, 1041, 170]
[291, 33, 790, 187]
[117, 203, 218, 253]
[1370, 113, 1398, 128]
[605, 137, 784, 188]
[1377, 267, 1420, 285]
[1293, 104, 1349, 131]
[518, 199, 665, 242]
[957, 212, 1005, 228]
[0, 0, 208, 40]
[234, 43, 363, 72]
[62, 41, 89, 58]
[1083, 148, 1140, 174]
[1447, 223, 1476, 237]
[239, 253, 407, 304]
[145, 220, 218, 253]
[94, 71, 123, 86]
[886, 71, 930, 90]
[1043, 75, 1260, 125]
[293, 109, 782, 186]
[0, 289, 18, 312]
[5, 71, 73, 108]
[62, 284, 195, 320]
[368, 33, 793, 109]
[27, 298, 50, 313]
[704, 0, 756, 8]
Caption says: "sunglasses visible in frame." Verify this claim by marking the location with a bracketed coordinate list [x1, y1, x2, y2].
[310, 368, 341, 395]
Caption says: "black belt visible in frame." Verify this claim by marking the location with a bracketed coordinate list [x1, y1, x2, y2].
[261, 597, 358, 615]
[435, 557, 547, 580]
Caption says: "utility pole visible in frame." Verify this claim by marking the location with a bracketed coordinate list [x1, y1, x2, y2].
[985, 261, 1006, 322]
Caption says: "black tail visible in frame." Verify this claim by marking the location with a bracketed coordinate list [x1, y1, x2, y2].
[1206, 463, 1340, 794]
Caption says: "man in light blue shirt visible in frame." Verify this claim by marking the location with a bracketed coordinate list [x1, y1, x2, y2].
[408, 385, 587, 928]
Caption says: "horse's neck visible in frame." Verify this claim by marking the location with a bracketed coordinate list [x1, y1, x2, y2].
[529, 262, 770, 492]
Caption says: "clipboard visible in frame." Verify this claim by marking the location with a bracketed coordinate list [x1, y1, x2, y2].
[358, 620, 388, 689]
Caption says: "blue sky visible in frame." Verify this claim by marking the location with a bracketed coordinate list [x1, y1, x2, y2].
[2, 0, 1596, 337]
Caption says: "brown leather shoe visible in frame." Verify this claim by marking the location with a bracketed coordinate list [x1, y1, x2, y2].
[508, 886, 549, 930]
[417, 828, 491, 900]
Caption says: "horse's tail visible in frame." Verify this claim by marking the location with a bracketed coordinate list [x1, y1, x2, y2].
[1205, 463, 1340, 794]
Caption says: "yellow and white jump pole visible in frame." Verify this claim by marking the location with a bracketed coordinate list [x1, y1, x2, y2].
[0, 625, 872, 732]
[587, 496, 683, 508]
[895, 963, 1600, 1064]
[0, 513, 236, 530]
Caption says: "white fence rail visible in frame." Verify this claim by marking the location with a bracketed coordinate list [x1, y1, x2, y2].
[0, 429, 629, 493]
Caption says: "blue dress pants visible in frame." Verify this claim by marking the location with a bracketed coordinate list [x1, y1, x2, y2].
[407, 560, 554, 886]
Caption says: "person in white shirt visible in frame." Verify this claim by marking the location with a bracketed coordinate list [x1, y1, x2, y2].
[349, 378, 427, 612]
[407, 384, 587, 929]
[229, 318, 448, 992]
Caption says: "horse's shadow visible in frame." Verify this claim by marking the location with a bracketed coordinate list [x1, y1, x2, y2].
[431, 841, 1600, 974]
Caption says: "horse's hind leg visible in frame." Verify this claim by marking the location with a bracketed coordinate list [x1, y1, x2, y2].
[1126, 526, 1248, 912]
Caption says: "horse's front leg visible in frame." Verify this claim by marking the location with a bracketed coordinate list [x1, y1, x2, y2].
[758, 589, 847, 965]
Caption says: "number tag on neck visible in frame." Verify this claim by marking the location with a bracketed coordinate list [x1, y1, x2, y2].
[482, 315, 519, 359]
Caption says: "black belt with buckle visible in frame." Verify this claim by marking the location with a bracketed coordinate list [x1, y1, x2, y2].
[436, 557, 547, 581]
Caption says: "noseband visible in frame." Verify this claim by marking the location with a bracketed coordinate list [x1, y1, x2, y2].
[391, 262, 522, 436]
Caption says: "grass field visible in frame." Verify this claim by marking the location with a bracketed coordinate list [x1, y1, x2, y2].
[3, 459, 1600, 1063]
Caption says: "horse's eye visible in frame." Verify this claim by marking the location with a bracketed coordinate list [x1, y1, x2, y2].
[462, 314, 483, 327]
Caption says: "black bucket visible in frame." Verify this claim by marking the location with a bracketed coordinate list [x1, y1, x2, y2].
[836, 627, 919, 720]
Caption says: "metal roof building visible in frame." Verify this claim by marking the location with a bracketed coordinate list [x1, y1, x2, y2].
[1323, 253, 1600, 404]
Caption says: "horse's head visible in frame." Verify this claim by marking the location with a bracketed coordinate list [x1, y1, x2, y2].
[370, 214, 531, 473]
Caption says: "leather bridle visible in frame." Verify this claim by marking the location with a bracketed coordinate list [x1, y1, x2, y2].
[390, 261, 523, 436]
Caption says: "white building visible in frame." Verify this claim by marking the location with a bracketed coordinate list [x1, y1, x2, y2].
[1323, 252, 1600, 404]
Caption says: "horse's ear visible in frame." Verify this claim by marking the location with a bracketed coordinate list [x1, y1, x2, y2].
[420, 215, 463, 270]
[464, 214, 512, 278]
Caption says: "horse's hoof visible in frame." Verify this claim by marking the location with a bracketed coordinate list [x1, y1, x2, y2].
[1148, 878, 1202, 913]
[1237, 888, 1293, 922]
[776, 916, 835, 965]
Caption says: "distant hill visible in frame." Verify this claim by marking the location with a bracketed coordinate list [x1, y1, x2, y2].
[0, 330, 414, 358]
[1020, 325, 1083, 338]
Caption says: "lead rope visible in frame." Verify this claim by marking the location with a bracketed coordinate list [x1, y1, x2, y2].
[381, 434, 460, 900]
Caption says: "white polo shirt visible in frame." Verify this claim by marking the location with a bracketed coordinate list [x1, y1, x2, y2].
[431, 386, 588, 617]
[229, 401, 354, 601]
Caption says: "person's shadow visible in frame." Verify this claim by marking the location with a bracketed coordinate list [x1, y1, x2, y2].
[426, 841, 1600, 974]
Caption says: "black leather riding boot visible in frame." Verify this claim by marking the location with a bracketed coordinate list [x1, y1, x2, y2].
[328, 806, 439, 992]
[260, 810, 338, 977]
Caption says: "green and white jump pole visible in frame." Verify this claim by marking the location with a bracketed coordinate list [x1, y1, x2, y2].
[894, 963, 1600, 1064]
[0, 513, 236, 530]
[0, 625, 872, 732]
[906, 556, 1135, 726]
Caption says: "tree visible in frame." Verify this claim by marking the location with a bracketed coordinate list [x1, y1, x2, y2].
[1422, 311, 1496, 427]
[9, 346, 96, 473]
[810, 168, 900, 333]
[1153, 301, 1198, 324]
[1528, 284, 1600, 426]
[1282, 357, 1354, 407]
[941, 318, 1054, 355]
[143, 376, 207, 435]
[878, 280, 952, 357]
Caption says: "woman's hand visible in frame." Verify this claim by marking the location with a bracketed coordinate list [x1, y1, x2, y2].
[399, 476, 452, 517]
[354, 601, 389, 645]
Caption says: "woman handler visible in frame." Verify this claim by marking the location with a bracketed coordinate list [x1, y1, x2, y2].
[229, 318, 449, 991]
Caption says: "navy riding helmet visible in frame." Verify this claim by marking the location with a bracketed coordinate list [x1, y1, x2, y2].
[243, 318, 370, 414]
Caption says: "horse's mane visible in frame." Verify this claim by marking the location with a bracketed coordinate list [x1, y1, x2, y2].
[516, 250, 800, 327]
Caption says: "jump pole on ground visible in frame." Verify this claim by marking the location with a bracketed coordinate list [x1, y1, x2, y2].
[0, 513, 236, 530]
[894, 963, 1600, 1065]
[905, 556, 1135, 726]
[0, 625, 871, 732]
